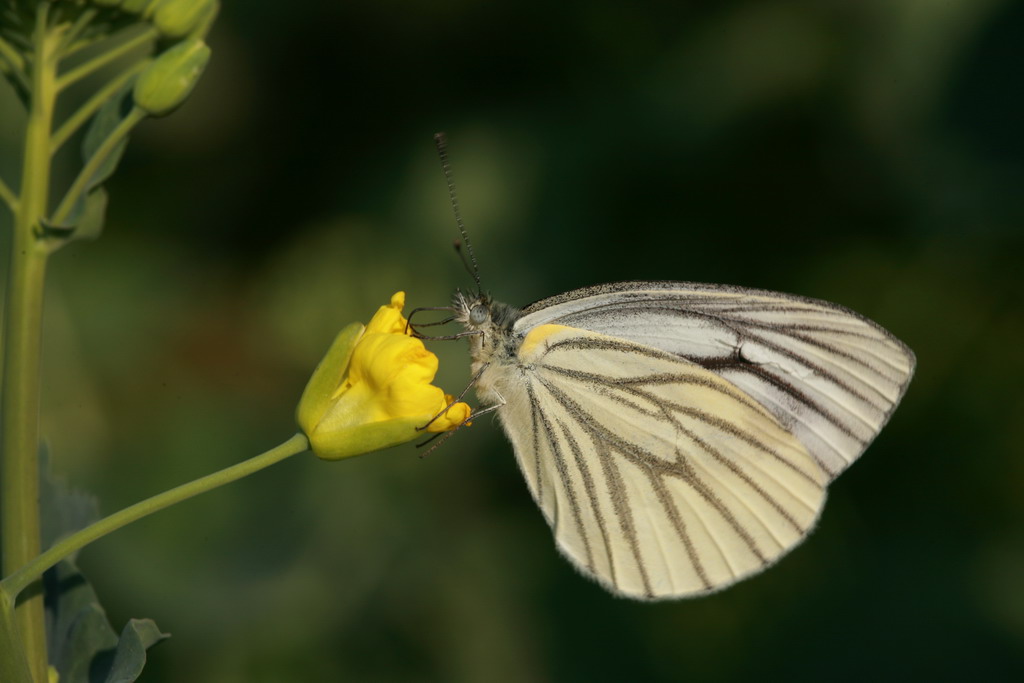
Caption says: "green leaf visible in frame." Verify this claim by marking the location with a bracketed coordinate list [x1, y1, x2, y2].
[44, 560, 168, 683]
[81, 85, 134, 192]
[70, 187, 109, 243]
[43, 86, 133, 241]
[102, 619, 168, 683]
[40, 455, 166, 683]
[44, 560, 119, 683]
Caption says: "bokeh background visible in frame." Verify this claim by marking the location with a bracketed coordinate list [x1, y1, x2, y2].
[2, 1, 1024, 681]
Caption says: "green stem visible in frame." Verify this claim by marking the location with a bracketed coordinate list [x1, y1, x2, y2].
[0, 589, 33, 683]
[60, 32, 109, 61]
[1, 434, 310, 599]
[55, 8, 97, 57]
[1, 5, 58, 681]
[1, 25, 32, 52]
[0, 33, 26, 72]
[0, 34, 29, 93]
[55, 24, 156, 92]
[50, 60, 148, 155]
[51, 105, 145, 226]
[0, 177, 17, 213]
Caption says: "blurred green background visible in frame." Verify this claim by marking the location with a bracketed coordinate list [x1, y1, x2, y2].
[3, 0, 1024, 681]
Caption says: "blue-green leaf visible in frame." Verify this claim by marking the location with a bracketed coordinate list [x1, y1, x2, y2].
[102, 619, 168, 683]
[40, 461, 165, 683]
[44, 560, 119, 683]
[44, 560, 168, 683]
[81, 84, 134, 193]
[43, 84, 135, 242]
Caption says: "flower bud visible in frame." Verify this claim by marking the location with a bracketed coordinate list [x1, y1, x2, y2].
[120, 0, 160, 14]
[151, 0, 216, 39]
[133, 39, 210, 116]
[297, 293, 472, 460]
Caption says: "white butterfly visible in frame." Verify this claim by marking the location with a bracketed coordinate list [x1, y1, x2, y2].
[430, 135, 915, 600]
[450, 281, 914, 600]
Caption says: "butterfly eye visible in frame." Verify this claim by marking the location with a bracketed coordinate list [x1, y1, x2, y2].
[469, 304, 489, 326]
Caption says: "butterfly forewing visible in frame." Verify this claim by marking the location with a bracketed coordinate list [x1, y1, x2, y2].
[491, 324, 830, 599]
[514, 282, 916, 479]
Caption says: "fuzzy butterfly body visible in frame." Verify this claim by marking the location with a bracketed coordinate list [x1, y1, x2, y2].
[453, 281, 915, 600]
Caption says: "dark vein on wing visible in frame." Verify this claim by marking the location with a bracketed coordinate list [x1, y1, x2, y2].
[542, 330, 876, 445]
[537, 376, 726, 591]
[645, 465, 713, 589]
[539, 364, 825, 489]
[526, 383, 545, 504]
[558, 418, 616, 587]
[700, 356, 869, 442]
[740, 326, 896, 405]
[593, 438, 654, 597]
[533, 394, 593, 571]
[555, 301, 898, 423]
[634, 306, 887, 418]
[649, 396, 813, 530]
[673, 455, 768, 568]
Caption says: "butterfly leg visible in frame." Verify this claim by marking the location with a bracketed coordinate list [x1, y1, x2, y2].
[415, 391, 506, 458]
[418, 362, 492, 432]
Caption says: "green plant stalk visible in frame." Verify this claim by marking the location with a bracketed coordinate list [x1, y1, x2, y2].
[0, 589, 33, 683]
[0, 6, 57, 681]
[1, 433, 310, 599]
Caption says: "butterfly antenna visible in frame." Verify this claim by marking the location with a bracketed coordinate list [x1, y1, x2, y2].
[434, 132, 482, 295]
[453, 239, 478, 288]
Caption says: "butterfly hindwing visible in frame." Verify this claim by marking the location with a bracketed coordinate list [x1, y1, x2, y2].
[490, 324, 829, 600]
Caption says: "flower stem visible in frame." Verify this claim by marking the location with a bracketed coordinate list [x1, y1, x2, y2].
[55, 24, 157, 92]
[1, 433, 310, 600]
[0, 34, 26, 73]
[0, 177, 17, 213]
[54, 8, 97, 57]
[0, 5, 58, 681]
[50, 105, 145, 227]
[49, 60, 148, 155]
[0, 34, 29, 94]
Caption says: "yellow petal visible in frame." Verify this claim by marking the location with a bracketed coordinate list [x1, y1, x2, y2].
[425, 396, 472, 432]
[297, 291, 472, 460]
[364, 291, 408, 335]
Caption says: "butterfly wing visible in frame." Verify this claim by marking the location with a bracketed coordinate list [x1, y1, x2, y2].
[492, 324, 829, 600]
[515, 281, 916, 479]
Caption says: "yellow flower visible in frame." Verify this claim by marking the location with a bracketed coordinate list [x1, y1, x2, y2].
[297, 292, 472, 460]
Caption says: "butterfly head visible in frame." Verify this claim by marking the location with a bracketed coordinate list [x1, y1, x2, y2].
[452, 289, 490, 329]
[452, 289, 521, 366]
